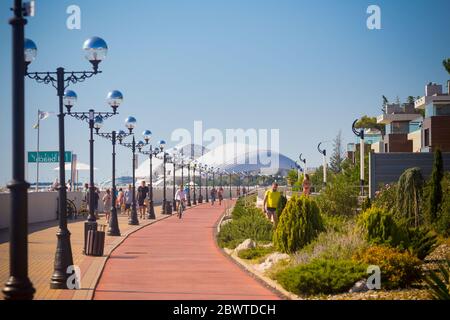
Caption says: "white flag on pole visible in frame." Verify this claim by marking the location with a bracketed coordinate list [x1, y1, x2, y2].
[33, 110, 54, 129]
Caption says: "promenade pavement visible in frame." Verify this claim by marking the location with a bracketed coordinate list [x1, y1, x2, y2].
[94, 200, 281, 300]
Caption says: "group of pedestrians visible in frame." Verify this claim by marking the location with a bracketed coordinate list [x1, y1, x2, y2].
[208, 187, 224, 206]
[81, 180, 232, 222]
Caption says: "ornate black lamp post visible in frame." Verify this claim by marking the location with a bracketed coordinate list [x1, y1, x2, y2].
[211, 167, 216, 190]
[158, 140, 168, 214]
[95, 123, 133, 236]
[2, 0, 35, 300]
[192, 162, 197, 205]
[186, 160, 192, 207]
[118, 118, 147, 225]
[204, 165, 209, 203]
[65, 90, 120, 252]
[198, 163, 203, 203]
[352, 120, 365, 196]
[180, 150, 184, 192]
[317, 142, 327, 186]
[229, 172, 233, 199]
[24, 33, 107, 289]
[299, 153, 307, 181]
[137, 138, 159, 220]
[171, 153, 177, 210]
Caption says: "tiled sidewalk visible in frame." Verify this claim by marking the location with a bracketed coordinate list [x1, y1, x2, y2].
[0, 206, 170, 300]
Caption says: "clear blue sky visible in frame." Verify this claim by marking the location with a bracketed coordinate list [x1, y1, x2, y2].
[1, 0, 449, 185]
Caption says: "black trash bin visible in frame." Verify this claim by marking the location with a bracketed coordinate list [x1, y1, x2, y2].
[165, 202, 173, 215]
[85, 225, 106, 256]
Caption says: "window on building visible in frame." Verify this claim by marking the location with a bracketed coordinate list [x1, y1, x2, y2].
[436, 104, 450, 116]
[424, 129, 430, 147]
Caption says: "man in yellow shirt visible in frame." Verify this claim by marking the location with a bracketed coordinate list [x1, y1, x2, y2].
[263, 183, 281, 225]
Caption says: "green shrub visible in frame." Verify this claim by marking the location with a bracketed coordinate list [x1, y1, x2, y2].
[373, 183, 398, 212]
[359, 207, 408, 248]
[406, 227, 438, 261]
[273, 195, 324, 253]
[218, 207, 274, 249]
[231, 195, 256, 220]
[275, 258, 366, 295]
[435, 172, 450, 236]
[238, 246, 275, 260]
[322, 214, 349, 233]
[354, 246, 422, 289]
[295, 222, 368, 264]
[424, 257, 450, 300]
[427, 149, 444, 224]
[359, 207, 437, 260]
[361, 197, 372, 212]
[396, 167, 424, 227]
[276, 194, 288, 217]
[316, 174, 359, 216]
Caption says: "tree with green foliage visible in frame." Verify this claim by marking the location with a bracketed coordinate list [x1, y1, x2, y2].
[286, 169, 298, 187]
[355, 115, 385, 135]
[443, 58, 450, 74]
[428, 149, 444, 224]
[396, 168, 424, 228]
[329, 131, 344, 174]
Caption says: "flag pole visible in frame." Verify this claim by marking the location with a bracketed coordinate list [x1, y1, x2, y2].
[36, 109, 40, 192]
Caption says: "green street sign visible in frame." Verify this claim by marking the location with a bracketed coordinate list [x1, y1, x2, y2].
[28, 151, 72, 163]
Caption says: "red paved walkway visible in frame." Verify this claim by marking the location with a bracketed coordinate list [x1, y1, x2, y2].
[94, 201, 280, 300]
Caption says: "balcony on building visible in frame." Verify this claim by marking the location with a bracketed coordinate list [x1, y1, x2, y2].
[415, 82, 450, 152]
[377, 102, 422, 153]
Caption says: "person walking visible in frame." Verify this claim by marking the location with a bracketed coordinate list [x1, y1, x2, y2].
[94, 187, 100, 218]
[218, 187, 224, 205]
[175, 185, 186, 219]
[137, 181, 149, 220]
[263, 182, 281, 226]
[210, 187, 217, 206]
[124, 184, 133, 217]
[117, 188, 124, 212]
[103, 189, 112, 223]
[302, 174, 311, 196]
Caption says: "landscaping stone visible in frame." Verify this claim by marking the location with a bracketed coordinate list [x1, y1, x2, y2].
[255, 252, 290, 273]
[349, 280, 369, 293]
[235, 239, 256, 253]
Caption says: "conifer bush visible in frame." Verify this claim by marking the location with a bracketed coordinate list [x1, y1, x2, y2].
[273, 195, 324, 253]
[276, 194, 288, 218]
[396, 167, 424, 227]
[275, 258, 366, 295]
[359, 207, 407, 248]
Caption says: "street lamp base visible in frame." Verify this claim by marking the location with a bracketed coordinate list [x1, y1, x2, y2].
[107, 208, 121, 237]
[50, 228, 74, 289]
[2, 277, 35, 300]
[198, 195, 203, 204]
[147, 202, 156, 219]
[129, 206, 139, 225]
